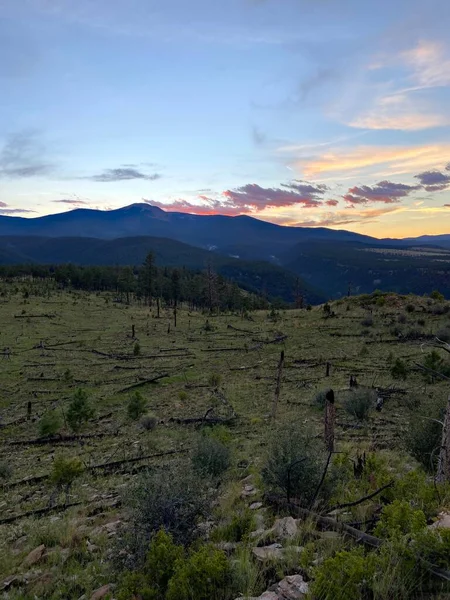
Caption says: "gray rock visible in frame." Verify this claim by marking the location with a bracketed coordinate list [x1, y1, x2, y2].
[234, 574, 309, 600]
[90, 583, 112, 600]
[270, 574, 309, 599]
[22, 544, 46, 568]
[271, 517, 298, 540]
[429, 512, 450, 529]
[249, 502, 263, 510]
[252, 543, 284, 561]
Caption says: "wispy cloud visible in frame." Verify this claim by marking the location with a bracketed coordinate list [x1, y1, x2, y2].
[0, 131, 53, 178]
[52, 198, 90, 205]
[86, 168, 161, 182]
[0, 208, 36, 215]
[300, 144, 450, 178]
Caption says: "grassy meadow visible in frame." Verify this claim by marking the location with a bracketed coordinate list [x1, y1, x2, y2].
[1, 280, 450, 599]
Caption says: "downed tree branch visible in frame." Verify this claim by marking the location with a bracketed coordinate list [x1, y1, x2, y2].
[328, 480, 395, 511]
[266, 494, 450, 583]
[414, 362, 450, 382]
[0, 501, 82, 525]
[118, 373, 170, 392]
[168, 415, 236, 425]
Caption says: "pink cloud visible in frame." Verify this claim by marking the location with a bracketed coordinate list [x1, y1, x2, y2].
[344, 180, 420, 204]
[325, 199, 339, 206]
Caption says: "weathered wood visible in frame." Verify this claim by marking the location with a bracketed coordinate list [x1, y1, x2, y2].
[271, 350, 285, 420]
[118, 373, 170, 392]
[0, 501, 83, 525]
[324, 389, 336, 452]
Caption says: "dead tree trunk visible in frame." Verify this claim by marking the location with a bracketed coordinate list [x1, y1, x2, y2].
[326, 362, 331, 377]
[131, 324, 135, 338]
[437, 394, 450, 483]
[27, 401, 32, 420]
[271, 350, 285, 420]
[324, 388, 336, 452]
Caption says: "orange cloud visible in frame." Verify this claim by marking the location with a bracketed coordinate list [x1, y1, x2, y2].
[300, 144, 450, 178]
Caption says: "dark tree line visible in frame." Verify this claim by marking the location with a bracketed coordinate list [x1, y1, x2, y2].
[0, 255, 269, 312]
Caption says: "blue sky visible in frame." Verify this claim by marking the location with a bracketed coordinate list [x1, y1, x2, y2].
[1, 0, 450, 237]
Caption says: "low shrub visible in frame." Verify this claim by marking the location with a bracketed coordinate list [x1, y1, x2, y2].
[166, 546, 230, 600]
[133, 342, 141, 356]
[211, 509, 255, 543]
[405, 303, 415, 313]
[391, 358, 408, 380]
[313, 389, 327, 409]
[192, 434, 230, 478]
[262, 421, 335, 506]
[51, 455, 84, 487]
[0, 461, 13, 481]
[39, 410, 62, 437]
[436, 326, 450, 342]
[127, 391, 147, 420]
[398, 313, 407, 324]
[361, 315, 374, 327]
[404, 402, 443, 472]
[123, 464, 211, 564]
[66, 389, 94, 433]
[343, 388, 376, 421]
[140, 414, 158, 430]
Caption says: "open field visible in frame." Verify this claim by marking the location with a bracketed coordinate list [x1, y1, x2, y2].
[1, 281, 450, 599]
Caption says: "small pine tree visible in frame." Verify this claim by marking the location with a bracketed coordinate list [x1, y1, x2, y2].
[127, 392, 147, 420]
[67, 389, 94, 433]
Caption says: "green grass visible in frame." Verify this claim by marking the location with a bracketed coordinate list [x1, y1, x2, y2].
[0, 283, 449, 597]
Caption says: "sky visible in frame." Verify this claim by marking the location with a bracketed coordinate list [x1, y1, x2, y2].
[1, 0, 450, 238]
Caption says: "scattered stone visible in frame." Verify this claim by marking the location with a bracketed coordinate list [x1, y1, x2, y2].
[242, 484, 257, 498]
[249, 502, 263, 510]
[252, 543, 284, 561]
[22, 544, 46, 568]
[270, 517, 298, 540]
[269, 574, 309, 599]
[104, 519, 122, 534]
[90, 583, 112, 600]
[1, 575, 21, 591]
[429, 512, 450, 529]
[234, 574, 309, 600]
[252, 544, 303, 562]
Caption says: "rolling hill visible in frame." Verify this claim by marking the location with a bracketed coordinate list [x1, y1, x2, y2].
[0, 235, 324, 304]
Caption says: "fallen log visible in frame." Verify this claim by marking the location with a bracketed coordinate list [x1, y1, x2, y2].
[168, 416, 236, 425]
[266, 494, 450, 583]
[118, 373, 170, 393]
[0, 501, 82, 525]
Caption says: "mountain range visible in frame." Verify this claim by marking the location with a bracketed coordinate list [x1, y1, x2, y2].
[0, 203, 449, 300]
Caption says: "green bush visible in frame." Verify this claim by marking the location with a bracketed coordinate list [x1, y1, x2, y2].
[404, 403, 442, 471]
[117, 572, 155, 600]
[391, 358, 408, 380]
[51, 455, 83, 487]
[141, 414, 158, 430]
[66, 389, 94, 433]
[311, 548, 374, 600]
[133, 342, 141, 356]
[211, 509, 255, 543]
[0, 461, 13, 481]
[436, 326, 450, 343]
[374, 500, 427, 540]
[39, 410, 62, 437]
[313, 389, 327, 409]
[422, 351, 450, 383]
[127, 391, 147, 420]
[430, 290, 444, 301]
[262, 422, 334, 506]
[192, 434, 230, 478]
[124, 465, 210, 564]
[117, 530, 184, 600]
[343, 389, 376, 421]
[406, 303, 415, 313]
[166, 546, 230, 600]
